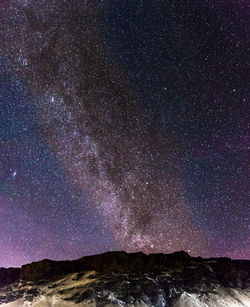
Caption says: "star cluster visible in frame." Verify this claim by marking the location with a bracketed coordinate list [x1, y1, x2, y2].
[0, 0, 249, 267]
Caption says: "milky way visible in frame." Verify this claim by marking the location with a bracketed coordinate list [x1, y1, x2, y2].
[0, 0, 249, 267]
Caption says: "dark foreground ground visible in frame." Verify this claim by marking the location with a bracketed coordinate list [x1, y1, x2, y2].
[0, 251, 249, 306]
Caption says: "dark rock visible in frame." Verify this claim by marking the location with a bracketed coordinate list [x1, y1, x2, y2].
[0, 267, 20, 288]
[0, 251, 249, 306]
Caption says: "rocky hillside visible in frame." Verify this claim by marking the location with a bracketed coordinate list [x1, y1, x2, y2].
[0, 251, 249, 306]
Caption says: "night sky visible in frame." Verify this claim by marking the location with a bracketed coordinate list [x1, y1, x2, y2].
[0, 0, 249, 267]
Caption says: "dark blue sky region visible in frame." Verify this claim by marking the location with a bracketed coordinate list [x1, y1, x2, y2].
[0, 0, 249, 266]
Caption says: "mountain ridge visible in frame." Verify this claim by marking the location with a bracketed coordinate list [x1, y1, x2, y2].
[0, 251, 249, 306]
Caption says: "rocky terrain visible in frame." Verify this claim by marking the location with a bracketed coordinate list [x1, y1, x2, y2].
[0, 251, 249, 306]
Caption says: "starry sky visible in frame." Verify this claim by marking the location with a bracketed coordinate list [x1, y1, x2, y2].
[0, 0, 249, 267]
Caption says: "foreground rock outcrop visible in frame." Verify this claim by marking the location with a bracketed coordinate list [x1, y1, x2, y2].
[0, 251, 249, 306]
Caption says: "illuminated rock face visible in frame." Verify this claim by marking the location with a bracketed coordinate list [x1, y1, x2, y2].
[0, 251, 249, 306]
